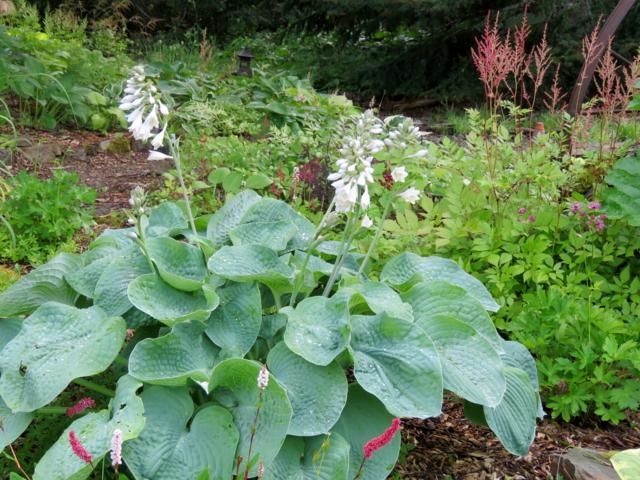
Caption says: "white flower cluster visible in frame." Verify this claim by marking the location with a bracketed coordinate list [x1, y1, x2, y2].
[120, 65, 169, 151]
[384, 116, 426, 149]
[110, 429, 122, 468]
[257, 365, 270, 391]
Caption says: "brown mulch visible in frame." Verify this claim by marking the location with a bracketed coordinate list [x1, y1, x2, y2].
[395, 400, 640, 479]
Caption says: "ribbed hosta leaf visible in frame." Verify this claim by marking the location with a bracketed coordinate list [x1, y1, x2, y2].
[230, 198, 298, 251]
[209, 358, 292, 477]
[350, 313, 442, 418]
[418, 315, 506, 407]
[94, 249, 151, 316]
[0, 317, 21, 350]
[263, 434, 350, 480]
[340, 281, 413, 322]
[127, 274, 219, 326]
[146, 202, 188, 237]
[381, 252, 500, 312]
[147, 237, 208, 291]
[34, 375, 144, 480]
[402, 281, 502, 351]
[205, 281, 261, 358]
[0, 253, 81, 317]
[282, 295, 350, 366]
[208, 245, 292, 288]
[207, 190, 261, 246]
[611, 449, 640, 480]
[501, 340, 544, 418]
[484, 367, 537, 456]
[0, 303, 126, 412]
[267, 342, 348, 436]
[65, 256, 113, 298]
[124, 386, 239, 480]
[0, 396, 33, 450]
[129, 322, 219, 385]
[332, 385, 400, 480]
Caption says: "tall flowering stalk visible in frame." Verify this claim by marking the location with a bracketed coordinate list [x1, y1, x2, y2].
[242, 365, 269, 479]
[354, 418, 401, 479]
[120, 65, 197, 236]
[110, 428, 123, 479]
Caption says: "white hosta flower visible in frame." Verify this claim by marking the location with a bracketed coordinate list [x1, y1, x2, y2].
[398, 187, 421, 205]
[391, 166, 408, 183]
[407, 149, 428, 158]
[361, 214, 373, 228]
[368, 139, 385, 153]
[151, 123, 168, 150]
[257, 365, 270, 390]
[148, 150, 173, 161]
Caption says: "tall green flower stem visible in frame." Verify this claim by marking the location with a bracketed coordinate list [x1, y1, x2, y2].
[73, 378, 115, 398]
[168, 137, 198, 237]
[323, 203, 361, 297]
[243, 389, 265, 480]
[358, 198, 393, 276]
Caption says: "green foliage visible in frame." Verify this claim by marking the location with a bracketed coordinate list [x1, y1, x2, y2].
[602, 152, 640, 227]
[0, 170, 96, 264]
[0, 192, 539, 478]
[612, 449, 640, 480]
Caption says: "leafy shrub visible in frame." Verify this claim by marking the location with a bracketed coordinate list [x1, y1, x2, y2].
[0, 170, 96, 264]
[0, 190, 541, 478]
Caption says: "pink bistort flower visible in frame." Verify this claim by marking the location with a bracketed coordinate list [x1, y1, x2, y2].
[69, 431, 93, 465]
[363, 418, 401, 459]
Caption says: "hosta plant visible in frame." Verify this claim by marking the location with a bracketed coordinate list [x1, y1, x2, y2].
[0, 184, 542, 479]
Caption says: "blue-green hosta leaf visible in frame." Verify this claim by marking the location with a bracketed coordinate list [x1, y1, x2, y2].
[282, 295, 350, 366]
[207, 190, 261, 246]
[146, 237, 208, 291]
[418, 315, 506, 407]
[401, 281, 502, 351]
[129, 322, 219, 385]
[332, 385, 401, 480]
[34, 375, 145, 480]
[339, 281, 413, 322]
[94, 249, 151, 316]
[611, 449, 640, 480]
[603, 153, 640, 226]
[124, 386, 239, 480]
[285, 207, 315, 252]
[484, 367, 537, 456]
[208, 245, 293, 288]
[127, 274, 219, 326]
[263, 434, 350, 480]
[0, 253, 82, 318]
[349, 313, 442, 418]
[0, 396, 33, 450]
[146, 202, 188, 237]
[230, 198, 298, 251]
[209, 358, 292, 477]
[501, 340, 544, 418]
[205, 282, 261, 358]
[0, 317, 21, 350]
[267, 342, 348, 436]
[0, 303, 126, 412]
[122, 307, 157, 328]
[381, 253, 500, 312]
[65, 256, 113, 299]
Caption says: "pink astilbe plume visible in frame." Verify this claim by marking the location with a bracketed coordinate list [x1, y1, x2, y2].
[69, 431, 93, 465]
[506, 6, 532, 105]
[544, 64, 567, 113]
[363, 418, 401, 459]
[594, 39, 621, 117]
[66, 397, 96, 417]
[529, 24, 552, 110]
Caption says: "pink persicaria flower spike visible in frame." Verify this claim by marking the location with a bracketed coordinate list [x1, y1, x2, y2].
[66, 397, 96, 417]
[257, 365, 269, 391]
[110, 429, 123, 468]
[69, 431, 93, 465]
[363, 418, 401, 459]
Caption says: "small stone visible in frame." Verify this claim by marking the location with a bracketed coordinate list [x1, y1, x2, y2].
[98, 140, 111, 152]
[21, 143, 64, 163]
[553, 448, 620, 480]
[73, 147, 87, 162]
[131, 139, 147, 152]
[106, 134, 131, 154]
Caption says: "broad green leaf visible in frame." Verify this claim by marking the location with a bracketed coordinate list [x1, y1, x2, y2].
[208, 245, 292, 288]
[259, 313, 288, 342]
[223, 171, 243, 193]
[285, 208, 315, 251]
[0, 317, 21, 350]
[263, 433, 350, 480]
[381, 253, 500, 312]
[332, 385, 400, 480]
[246, 172, 273, 189]
[124, 386, 238, 480]
[418, 315, 506, 407]
[94, 250, 151, 316]
[0, 253, 81, 318]
[282, 296, 350, 366]
[129, 322, 219, 385]
[147, 237, 208, 291]
[33, 375, 144, 480]
[484, 367, 537, 456]
[207, 190, 261, 246]
[146, 202, 188, 237]
[209, 359, 292, 477]
[127, 274, 219, 326]
[603, 153, 640, 226]
[267, 342, 348, 436]
[65, 256, 113, 298]
[230, 198, 298, 251]
[208, 167, 230, 186]
[350, 314, 442, 418]
[401, 281, 502, 351]
[205, 282, 261, 358]
[340, 281, 413, 322]
[0, 396, 33, 450]
[501, 340, 544, 418]
[612, 449, 640, 480]
[122, 307, 157, 328]
[0, 303, 126, 412]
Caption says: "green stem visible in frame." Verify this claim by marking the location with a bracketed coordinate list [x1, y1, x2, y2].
[353, 457, 367, 480]
[358, 199, 392, 276]
[114, 355, 129, 367]
[169, 138, 197, 237]
[34, 406, 68, 415]
[323, 206, 359, 297]
[289, 237, 324, 307]
[73, 378, 115, 398]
